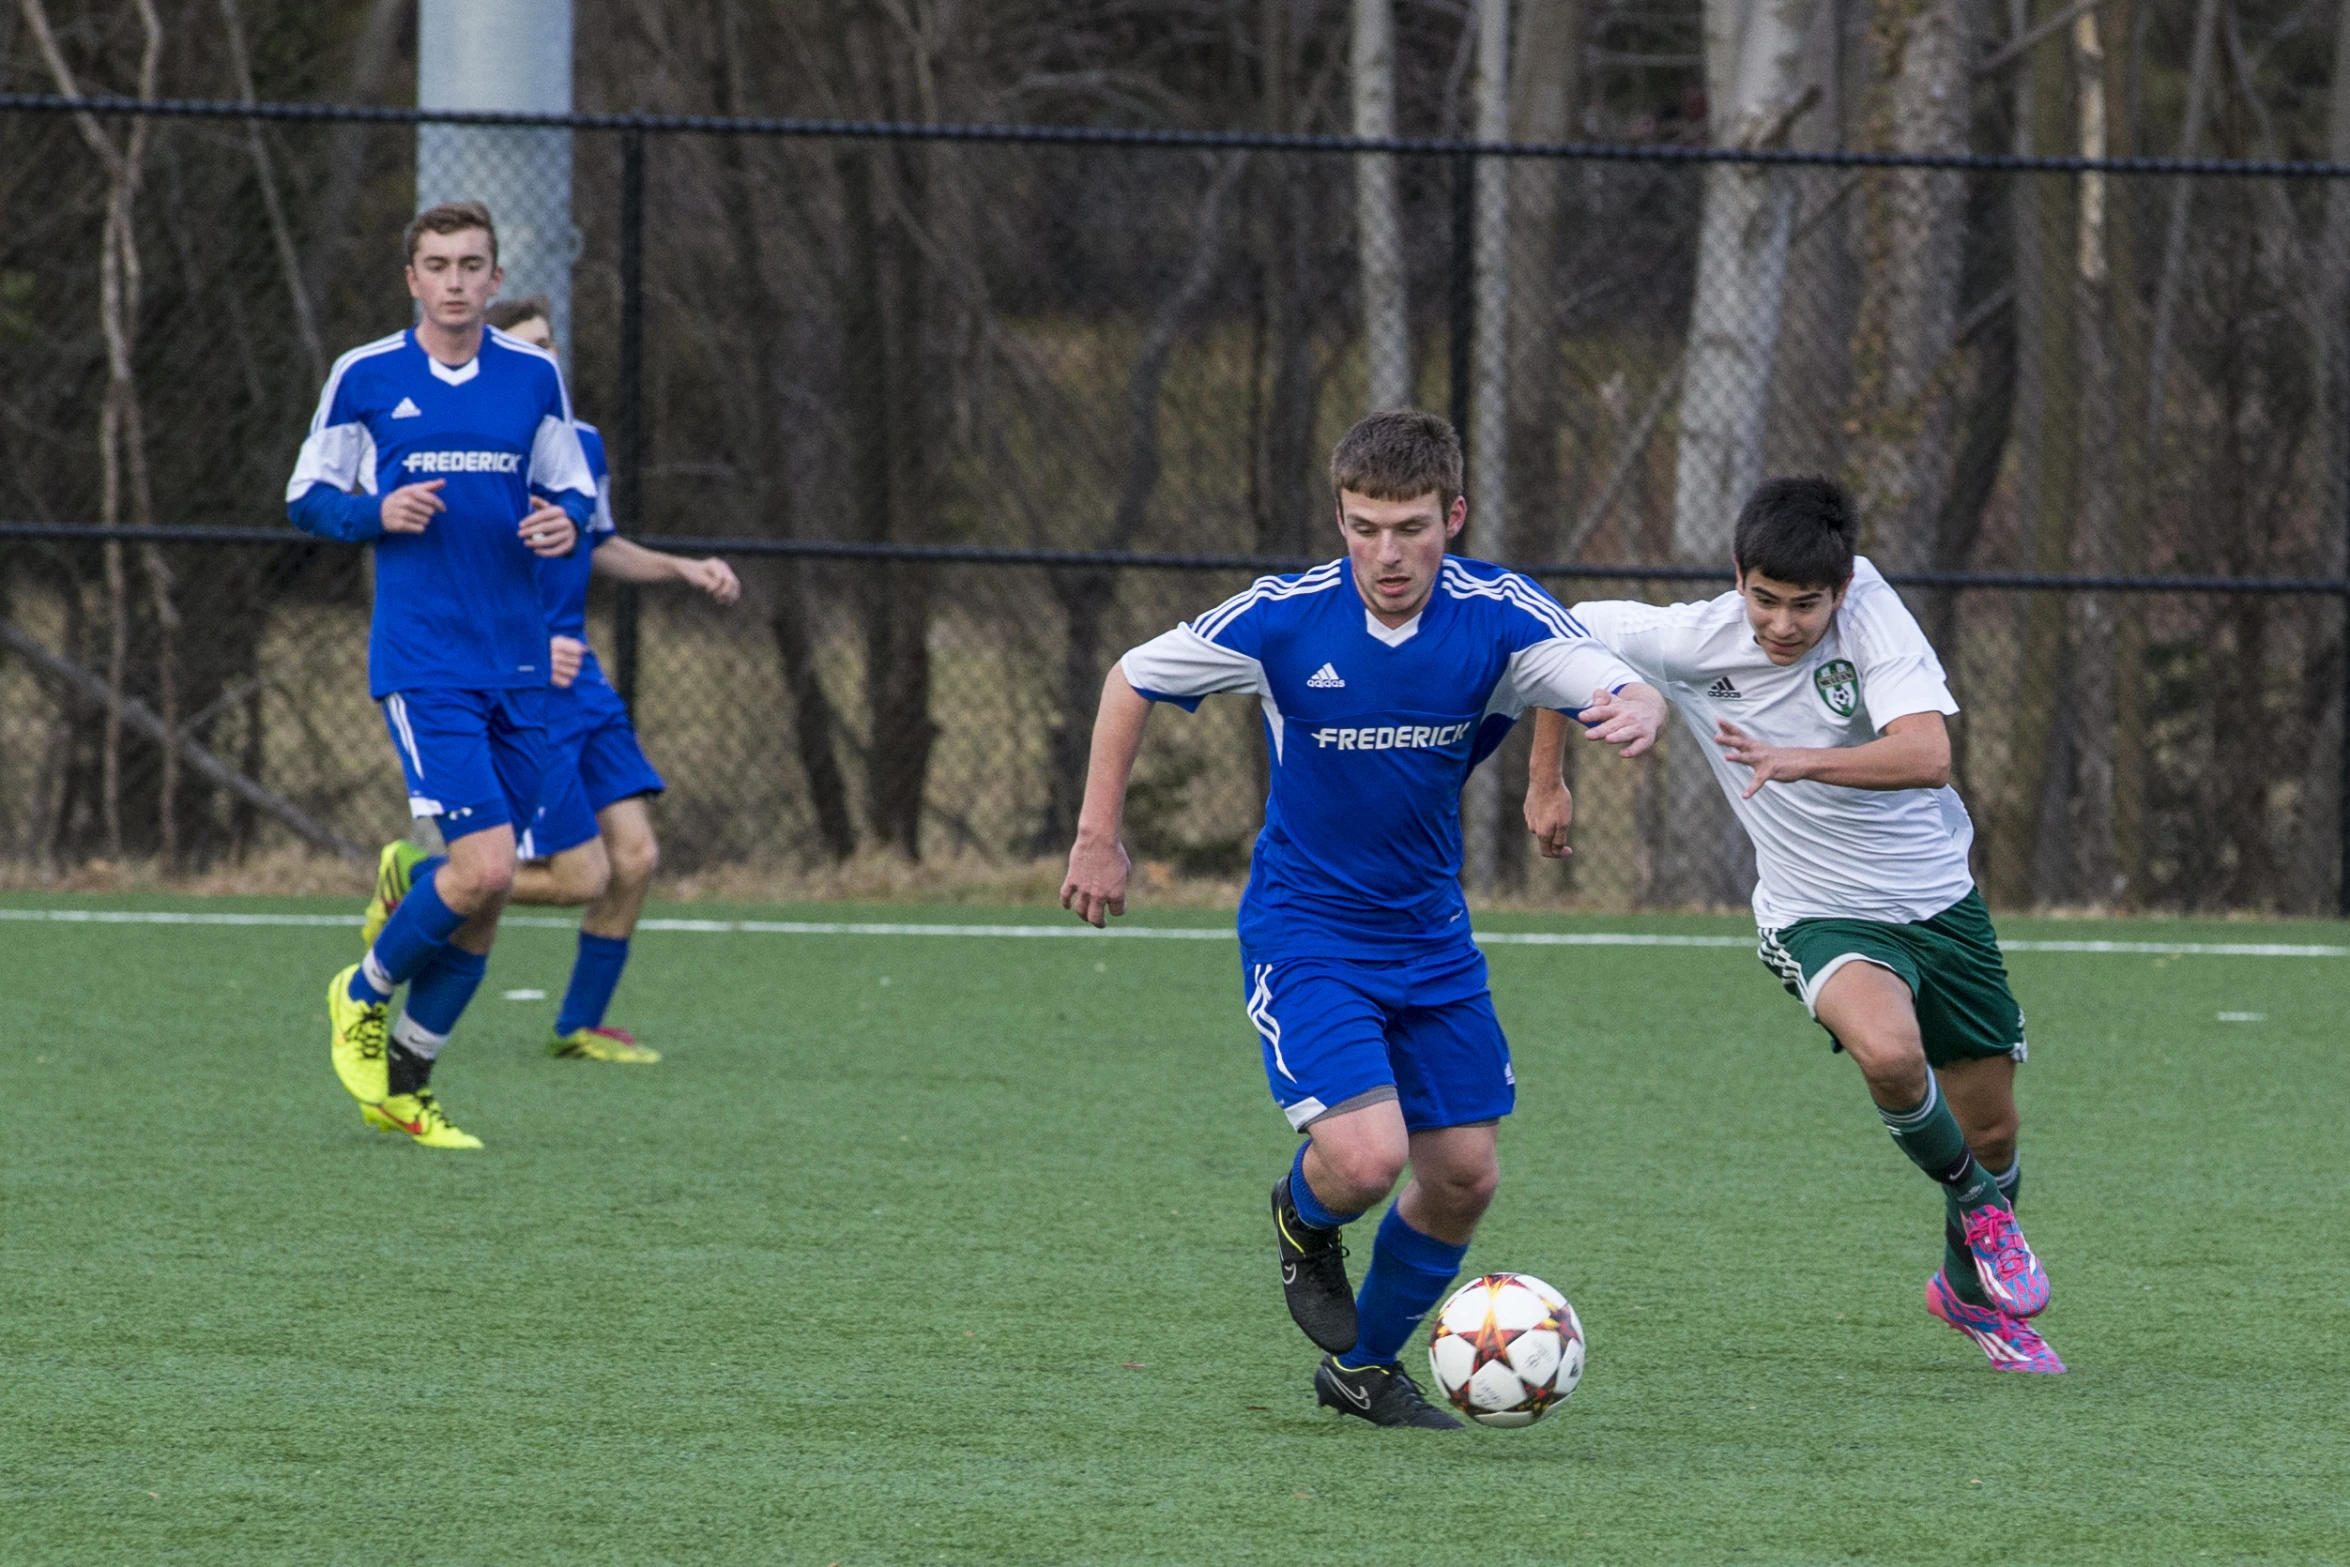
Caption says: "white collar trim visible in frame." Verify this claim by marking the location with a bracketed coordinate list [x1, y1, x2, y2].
[1364, 607, 1421, 647]
[427, 354, 480, 386]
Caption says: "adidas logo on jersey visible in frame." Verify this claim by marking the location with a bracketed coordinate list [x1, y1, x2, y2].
[401, 449, 522, 475]
[1708, 676, 1744, 700]
[391, 396, 422, 419]
[1307, 663, 1346, 688]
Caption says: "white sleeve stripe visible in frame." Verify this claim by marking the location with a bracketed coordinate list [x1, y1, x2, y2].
[528, 413, 598, 497]
[304, 332, 407, 436]
[489, 326, 575, 423]
[1188, 561, 1346, 642]
[1440, 562, 1590, 641]
[285, 421, 378, 501]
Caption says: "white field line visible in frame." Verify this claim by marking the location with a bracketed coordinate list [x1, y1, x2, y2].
[0, 905, 2343, 957]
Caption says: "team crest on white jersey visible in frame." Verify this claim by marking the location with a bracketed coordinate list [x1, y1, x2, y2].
[1307, 662, 1346, 688]
[391, 396, 422, 418]
[1814, 659, 1860, 717]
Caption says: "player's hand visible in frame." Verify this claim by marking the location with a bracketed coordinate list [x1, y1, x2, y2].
[380, 479, 445, 534]
[549, 635, 585, 689]
[519, 500, 576, 557]
[1579, 683, 1665, 757]
[684, 556, 741, 606]
[1716, 720, 1810, 798]
[1061, 831, 1131, 929]
[1524, 779, 1574, 859]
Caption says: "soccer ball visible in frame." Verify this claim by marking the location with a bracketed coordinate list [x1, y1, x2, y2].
[1426, 1272, 1585, 1427]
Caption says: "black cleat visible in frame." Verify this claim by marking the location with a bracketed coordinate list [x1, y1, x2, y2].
[1313, 1356, 1463, 1429]
[1273, 1175, 1358, 1353]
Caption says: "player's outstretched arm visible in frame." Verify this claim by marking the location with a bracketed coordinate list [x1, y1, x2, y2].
[1715, 710, 1951, 798]
[1523, 708, 1575, 859]
[592, 537, 742, 605]
[1574, 682, 1667, 756]
[1061, 666, 1154, 928]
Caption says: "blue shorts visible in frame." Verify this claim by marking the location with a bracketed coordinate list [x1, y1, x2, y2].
[523, 676, 665, 860]
[1240, 943, 1515, 1133]
[380, 687, 548, 843]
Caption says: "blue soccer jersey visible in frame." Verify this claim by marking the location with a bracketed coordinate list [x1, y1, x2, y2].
[538, 420, 617, 685]
[285, 326, 596, 698]
[1120, 557, 1639, 961]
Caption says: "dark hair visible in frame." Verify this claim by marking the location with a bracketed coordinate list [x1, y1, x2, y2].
[404, 200, 498, 266]
[1733, 476, 1856, 589]
[1329, 409, 1463, 513]
[485, 295, 551, 332]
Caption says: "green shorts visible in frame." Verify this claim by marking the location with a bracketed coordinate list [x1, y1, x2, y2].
[1757, 889, 2026, 1066]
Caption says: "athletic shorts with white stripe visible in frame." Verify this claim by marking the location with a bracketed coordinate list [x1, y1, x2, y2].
[1240, 942, 1515, 1133]
[379, 686, 549, 843]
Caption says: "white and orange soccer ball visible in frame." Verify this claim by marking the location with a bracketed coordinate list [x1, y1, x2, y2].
[1426, 1272, 1585, 1427]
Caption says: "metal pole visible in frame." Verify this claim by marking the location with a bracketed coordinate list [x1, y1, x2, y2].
[1449, 149, 1474, 456]
[614, 126, 645, 713]
[2339, 588, 2350, 916]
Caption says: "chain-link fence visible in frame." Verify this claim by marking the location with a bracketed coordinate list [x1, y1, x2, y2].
[4, 96, 2348, 914]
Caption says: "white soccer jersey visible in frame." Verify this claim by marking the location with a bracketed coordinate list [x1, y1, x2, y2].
[1572, 557, 1975, 927]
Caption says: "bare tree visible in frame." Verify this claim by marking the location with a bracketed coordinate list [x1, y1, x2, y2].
[2305, 0, 2350, 909]
[2062, 5, 2121, 905]
[1672, 0, 1818, 564]
[1462, 0, 1511, 894]
[2145, 0, 2222, 452]
[1842, 0, 1967, 573]
[219, 0, 324, 385]
[1042, 156, 1243, 850]
[1986, 0, 2082, 907]
[22, 0, 175, 865]
[1353, 0, 1410, 411]
[1659, 0, 1817, 909]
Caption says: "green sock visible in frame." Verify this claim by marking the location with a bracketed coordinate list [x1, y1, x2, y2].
[1940, 1155, 2020, 1308]
[1943, 1196, 1992, 1305]
[1992, 1155, 2020, 1207]
[1876, 1076, 2004, 1210]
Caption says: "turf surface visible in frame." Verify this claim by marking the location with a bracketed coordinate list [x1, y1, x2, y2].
[3, 894, 2346, 1564]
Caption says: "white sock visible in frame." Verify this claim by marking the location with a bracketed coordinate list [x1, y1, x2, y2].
[390, 1015, 449, 1060]
[359, 951, 395, 997]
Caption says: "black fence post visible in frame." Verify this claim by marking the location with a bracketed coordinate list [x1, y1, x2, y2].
[613, 126, 646, 714]
[2339, 588, 2350, 916]
[1449, 149, 1474, 461]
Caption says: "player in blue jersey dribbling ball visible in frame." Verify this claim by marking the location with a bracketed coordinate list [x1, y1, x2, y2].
[289, 202, 596, 1149]
[484, 295, 741, 1064]
[1061, 410, 1669, 1426]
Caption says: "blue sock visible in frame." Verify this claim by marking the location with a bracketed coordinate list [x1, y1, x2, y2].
[352, 867, 464, 999]
[555, 932, 631, 1036]
[403, 944, 487, 1037]
[1288, 1142, 1364, 1231]
[1345, 1205, 1469, 1368]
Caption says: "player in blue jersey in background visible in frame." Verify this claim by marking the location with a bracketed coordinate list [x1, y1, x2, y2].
[475, 295, 741, 1062]
[1061, 410, 1669, 1426]
[289, 202, 595, 1149]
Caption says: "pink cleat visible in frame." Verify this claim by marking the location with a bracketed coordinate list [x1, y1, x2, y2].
[1927, 1270, 2066, 1374]
[1961, 1203, 2050, 1317]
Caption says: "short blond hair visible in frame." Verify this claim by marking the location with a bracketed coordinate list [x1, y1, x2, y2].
[404, 200, 498, 265]
[1329, 409, 1463, 513]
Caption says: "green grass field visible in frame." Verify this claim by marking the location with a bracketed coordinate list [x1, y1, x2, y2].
[3, 894, 2347, 1565]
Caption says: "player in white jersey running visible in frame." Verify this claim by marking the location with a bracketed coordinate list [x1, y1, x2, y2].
[1524, 477, 2063, 1373]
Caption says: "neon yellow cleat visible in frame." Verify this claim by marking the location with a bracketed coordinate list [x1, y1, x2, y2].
[547, 1025, 661, 1063]
[365, 1088, 482, 1149]
[358, 839, 433, 952]
[328, 963, 390, 1106]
